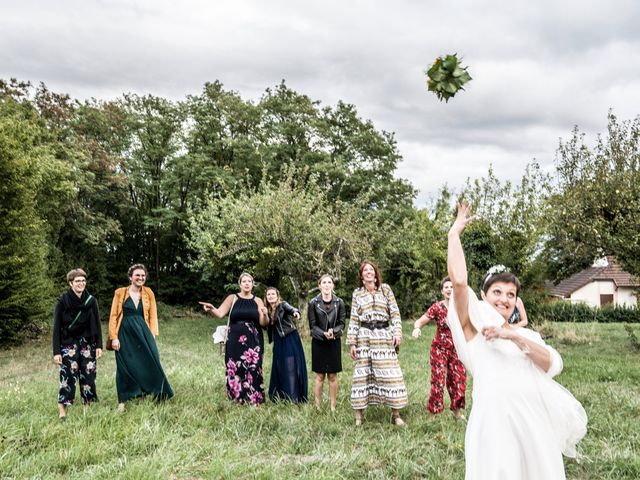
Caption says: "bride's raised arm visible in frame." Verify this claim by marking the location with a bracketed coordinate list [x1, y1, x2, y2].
[447, 202, 476, 340]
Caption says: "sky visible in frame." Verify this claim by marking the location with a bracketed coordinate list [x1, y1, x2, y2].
[2, 0, 639, 206]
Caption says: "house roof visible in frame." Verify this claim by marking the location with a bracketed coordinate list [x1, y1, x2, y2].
[548, 256, 640, 298]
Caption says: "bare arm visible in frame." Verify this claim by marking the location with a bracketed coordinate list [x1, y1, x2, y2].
[200, 295, 234, 318]
[255, 297, 269, 327]
[411, 312, 430, 338]
[414, 313, 431, 328]
[447, 202, 476, 341]
[511, 297, 529, 328]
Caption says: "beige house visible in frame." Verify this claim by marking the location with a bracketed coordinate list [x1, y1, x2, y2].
[548, 256, 639, 307]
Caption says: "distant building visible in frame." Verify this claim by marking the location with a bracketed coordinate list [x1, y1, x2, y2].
[548, 256, 639, 307]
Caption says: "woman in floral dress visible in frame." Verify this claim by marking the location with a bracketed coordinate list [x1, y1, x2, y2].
[201, 272, 268, 405]
[412, 277, 466, 419]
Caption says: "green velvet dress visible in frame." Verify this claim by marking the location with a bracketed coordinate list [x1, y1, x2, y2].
[115, 297, 174, 403]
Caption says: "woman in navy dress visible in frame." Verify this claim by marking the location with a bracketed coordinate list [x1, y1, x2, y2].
[264, 287, 308, 403]
[201, 272, 268, 405]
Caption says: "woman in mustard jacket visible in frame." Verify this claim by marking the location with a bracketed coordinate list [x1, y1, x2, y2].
[108, 264, 173, 411]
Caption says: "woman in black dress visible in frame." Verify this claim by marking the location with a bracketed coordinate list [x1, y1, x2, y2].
[52, 268, 102, 419]
[308, 274, 346, 411]
[200, 272, 269, 405]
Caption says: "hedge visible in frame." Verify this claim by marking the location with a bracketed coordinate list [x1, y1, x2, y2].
[525, 299, 640, 323]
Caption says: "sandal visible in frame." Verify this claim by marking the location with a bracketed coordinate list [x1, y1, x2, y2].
[391, 415, 406, 426]
[452, 411, 466, 422]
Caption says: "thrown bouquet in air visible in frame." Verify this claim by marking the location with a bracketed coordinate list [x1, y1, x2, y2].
[426, 54, 472, 102]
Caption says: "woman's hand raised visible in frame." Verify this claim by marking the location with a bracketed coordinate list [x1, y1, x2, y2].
[450, 202, 475, 235]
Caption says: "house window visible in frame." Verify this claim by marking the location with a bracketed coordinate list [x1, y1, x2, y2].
[600, 294, 614, 306]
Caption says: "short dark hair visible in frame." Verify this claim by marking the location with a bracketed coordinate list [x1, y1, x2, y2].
[482, 271, 520, 296]
[67, 268, 87, 283]
[440, 276, 451, 290]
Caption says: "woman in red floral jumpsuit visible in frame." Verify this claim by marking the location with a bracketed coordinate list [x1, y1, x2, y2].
[412, 277, 466, 418]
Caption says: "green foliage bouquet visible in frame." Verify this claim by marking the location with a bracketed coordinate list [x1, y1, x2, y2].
[426, 54, 472, 102]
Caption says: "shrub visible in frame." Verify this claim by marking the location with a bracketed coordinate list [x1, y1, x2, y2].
[525, 297, 640, 324]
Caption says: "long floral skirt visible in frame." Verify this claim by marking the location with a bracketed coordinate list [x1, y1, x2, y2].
[225, 321, 265, 405]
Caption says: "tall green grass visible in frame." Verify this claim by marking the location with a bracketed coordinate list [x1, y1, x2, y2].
[1, 314, 638, 479]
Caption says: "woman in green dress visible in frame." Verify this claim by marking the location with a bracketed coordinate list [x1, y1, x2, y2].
[108, 264, 174, 411]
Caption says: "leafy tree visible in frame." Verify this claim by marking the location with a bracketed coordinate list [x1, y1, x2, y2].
[258, 83, 416, 210]
[0, 92, 58, 343]
[460, 162, 551, 288]
[187, 168, 371, 321]
[545, 113, 640, 279]
[378, 207, 448, 318]
[117, 94, 187, 292]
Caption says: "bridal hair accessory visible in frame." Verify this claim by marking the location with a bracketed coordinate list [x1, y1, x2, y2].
[483, 264, 508, 288]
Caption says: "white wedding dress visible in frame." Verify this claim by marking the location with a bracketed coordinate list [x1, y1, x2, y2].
[448, 288, 587, 480]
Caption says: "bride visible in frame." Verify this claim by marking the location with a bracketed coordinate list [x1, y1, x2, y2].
[447, 202, 587, 480]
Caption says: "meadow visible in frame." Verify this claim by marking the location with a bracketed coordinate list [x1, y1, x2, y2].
[1, 308, 639, 479]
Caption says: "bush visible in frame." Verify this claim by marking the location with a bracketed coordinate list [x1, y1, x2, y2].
[527, 299, 640, 324]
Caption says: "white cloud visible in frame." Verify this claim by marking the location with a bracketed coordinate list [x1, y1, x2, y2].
[2, 0, 639, 204]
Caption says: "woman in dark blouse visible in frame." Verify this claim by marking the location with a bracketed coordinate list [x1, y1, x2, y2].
[52, 268, 102, 419]
[308, 274, 346, 411]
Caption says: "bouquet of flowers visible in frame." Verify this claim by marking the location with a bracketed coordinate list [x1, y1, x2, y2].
[426, 54, 472, 102]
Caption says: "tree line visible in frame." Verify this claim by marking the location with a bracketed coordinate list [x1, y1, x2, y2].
[1, 78, 639, 344]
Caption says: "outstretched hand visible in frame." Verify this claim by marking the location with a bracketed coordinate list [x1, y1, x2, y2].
[450, 202, 475, 235]
[199, 301, 214, 314]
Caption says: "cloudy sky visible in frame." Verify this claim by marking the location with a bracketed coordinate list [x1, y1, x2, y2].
[2, 0, 639, 205]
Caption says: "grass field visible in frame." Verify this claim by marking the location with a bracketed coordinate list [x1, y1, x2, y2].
[1, 309, 639, 479]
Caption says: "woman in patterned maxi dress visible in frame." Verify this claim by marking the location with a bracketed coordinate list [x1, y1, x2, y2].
[347, 260, 408, 426]
[200, 272, 269, 405]
[412, 277, 466, 418]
